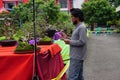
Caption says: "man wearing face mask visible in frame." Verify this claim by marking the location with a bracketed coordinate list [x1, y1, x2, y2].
[63, 8, 87, 80]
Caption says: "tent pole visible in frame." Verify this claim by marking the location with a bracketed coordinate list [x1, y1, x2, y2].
[32, 0, 39, 80]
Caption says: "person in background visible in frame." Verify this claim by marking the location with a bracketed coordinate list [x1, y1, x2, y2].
[63, 8, 87, 80]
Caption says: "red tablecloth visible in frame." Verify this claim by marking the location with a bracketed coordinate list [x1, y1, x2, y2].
[37, 44, 66, 80]
[0, 43, 66, 80]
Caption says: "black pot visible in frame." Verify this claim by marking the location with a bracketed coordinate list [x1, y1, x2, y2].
[37, 41, 52, 45]
[14, 47, 40, 54]
[0, 40, 17, 47]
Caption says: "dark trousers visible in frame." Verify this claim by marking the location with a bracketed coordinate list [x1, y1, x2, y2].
[68, 59, 84, 80]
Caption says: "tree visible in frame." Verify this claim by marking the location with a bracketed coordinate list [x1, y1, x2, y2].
[10, 0, 60, 38]
[9, 0, 74, 39]
[82, 0, 117, 26]
[12, 0, 60, 25]
[112, 0, 120, 7]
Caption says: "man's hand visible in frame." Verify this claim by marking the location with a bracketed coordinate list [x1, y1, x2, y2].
[63, 39, 70, 44]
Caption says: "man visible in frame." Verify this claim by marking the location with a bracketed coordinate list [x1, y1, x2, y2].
[63, 8, 87, 80]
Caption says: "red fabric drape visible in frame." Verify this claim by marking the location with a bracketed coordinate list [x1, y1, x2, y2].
[0, 0, 3, 8]
[37, 44, 66, 80]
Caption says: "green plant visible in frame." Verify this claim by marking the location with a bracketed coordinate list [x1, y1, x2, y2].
[10, 0, 60, 40]
[0, 14, 19, 40]
[82, 0, 117, 25]
[39, 36, 52, 42]
[15, 42, 34, 51]
[116, 28, 120, 33]
[0, 36, 6, 40]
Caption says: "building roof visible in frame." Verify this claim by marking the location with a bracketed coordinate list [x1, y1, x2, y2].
[0, 7, 10, 14]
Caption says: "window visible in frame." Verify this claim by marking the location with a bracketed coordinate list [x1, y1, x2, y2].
[59, 0, 67, 8]
[4, 2, 15, 11]
[8, 3, 14, 8]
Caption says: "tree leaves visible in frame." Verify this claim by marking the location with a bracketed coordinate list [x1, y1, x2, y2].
[82, 0, 117, 25]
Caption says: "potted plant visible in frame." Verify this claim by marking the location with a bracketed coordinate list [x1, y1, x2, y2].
[0, 15, 19, 47]
[14, 41, 40, 54]
[37, 36, 53, 45]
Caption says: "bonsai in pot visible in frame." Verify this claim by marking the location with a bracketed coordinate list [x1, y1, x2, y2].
[0, 16, 18, 47]
[14, 41, 40, 54]
[37, 36, 53, 45]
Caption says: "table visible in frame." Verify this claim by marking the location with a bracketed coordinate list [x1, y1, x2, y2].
[0, 43, 66, 80]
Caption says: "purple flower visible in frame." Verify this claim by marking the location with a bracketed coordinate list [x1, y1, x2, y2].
[29, 39, 39, 45]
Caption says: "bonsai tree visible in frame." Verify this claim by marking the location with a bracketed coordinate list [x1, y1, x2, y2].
[15, 41, 40, 53]
[15, 41, 34, 51]
[0, 14, 19, 40]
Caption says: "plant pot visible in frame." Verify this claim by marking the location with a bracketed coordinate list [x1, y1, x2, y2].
[14, 47, 40, 54]
[0, 40, 17, 47]
[37, 41, 52, 45]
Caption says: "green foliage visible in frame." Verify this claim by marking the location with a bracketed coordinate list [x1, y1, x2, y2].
[57, 12, 70, 23]
[53, 12, 74, 36]
[115, 28, 120, 32]
[10, 0, 62, 39]
[15, 42, 34, 51]
[9, 0, 73, 39]
[12, 0, 60, 24]
[82, 0, 117, 25]
[114, 0, 120, 7]
[116, 19, 120, 25]
[41, 0, 60, 24]
[12, 2, 33, 22]
[40, 36, 52, 42]
[0, 36, 6, 40]
[14, 21, 35, 40]
[0, 13, 19, 39]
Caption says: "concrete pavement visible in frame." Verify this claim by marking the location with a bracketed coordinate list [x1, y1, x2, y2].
[84, 33, 120, 80]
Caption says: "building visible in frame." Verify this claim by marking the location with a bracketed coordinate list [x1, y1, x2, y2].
[0, 0, 88, 12]
[0, 0, 28, 11]
[116, 2, 120, 12]
[55, 0, 88, 11]
[116, 5, 120, 12]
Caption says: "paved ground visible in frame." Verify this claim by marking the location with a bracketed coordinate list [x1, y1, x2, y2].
[84, 33, 120, 80]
